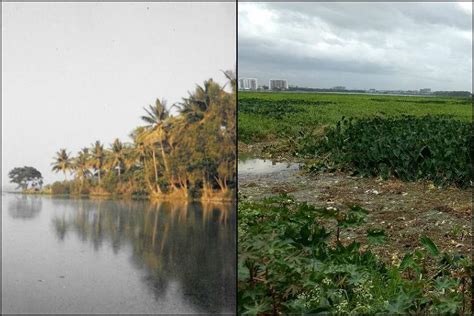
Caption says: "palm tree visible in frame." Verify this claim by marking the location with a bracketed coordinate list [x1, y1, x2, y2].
[222, 69, 236, 93]
[130, 127, 159, 193]
[141, 98, 169, 128]
[179, 79, 221, 123]
[108, 138, 125, 177]
[52, 149, 72, 180]
[140, 99, 171, 192]
[74, 148, 91, 190]
[90, 141, 105, 186]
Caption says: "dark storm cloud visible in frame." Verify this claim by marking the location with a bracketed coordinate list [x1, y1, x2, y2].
[239, 2, 472, 90]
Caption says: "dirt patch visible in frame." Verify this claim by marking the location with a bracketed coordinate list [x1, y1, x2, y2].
[239, 141, 298, 161]
[239, 164, 472, 265]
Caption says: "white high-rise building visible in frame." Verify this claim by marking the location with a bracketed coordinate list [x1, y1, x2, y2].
[269, 79, 288, 90]
[420, 88, 431, 94]
[238, 78, 258, 90]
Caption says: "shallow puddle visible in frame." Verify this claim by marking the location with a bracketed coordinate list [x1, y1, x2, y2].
[238, 158, 299, 176]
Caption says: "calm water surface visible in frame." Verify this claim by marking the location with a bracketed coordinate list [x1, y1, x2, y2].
[238, 158, 299, 176]
[2, 193, 235, 314]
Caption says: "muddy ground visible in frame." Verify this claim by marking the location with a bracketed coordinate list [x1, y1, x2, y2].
[238, 149, 472, 266]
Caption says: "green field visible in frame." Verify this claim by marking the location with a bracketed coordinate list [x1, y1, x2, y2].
[238, 92, 472, 143]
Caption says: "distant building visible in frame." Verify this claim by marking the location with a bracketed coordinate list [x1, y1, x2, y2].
[420, 88, 431, 94]
[238, 78, 258, 90]
[269, 79, 288, 91]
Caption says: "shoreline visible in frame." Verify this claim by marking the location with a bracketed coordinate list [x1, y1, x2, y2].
[7, 190, 235, 203]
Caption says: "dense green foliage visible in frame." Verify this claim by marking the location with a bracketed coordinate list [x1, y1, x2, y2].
[238, 92, 472, 143]
[50, 71, 236, 200]
[50, 181, 71, 195]
[238, 195, 471, 314]
[298, 116, 472, 187]
[8, 166, 43, 190]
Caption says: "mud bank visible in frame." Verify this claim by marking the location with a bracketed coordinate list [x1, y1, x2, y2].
[238, 157, 472, 264]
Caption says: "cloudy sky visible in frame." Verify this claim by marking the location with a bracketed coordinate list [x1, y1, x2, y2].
[239, 2, 472, 91]
[2, 2, 235, 187]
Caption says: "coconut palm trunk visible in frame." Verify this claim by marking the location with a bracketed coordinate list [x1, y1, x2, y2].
[151, 150, 161, 193]
[159, 139, 173, 188]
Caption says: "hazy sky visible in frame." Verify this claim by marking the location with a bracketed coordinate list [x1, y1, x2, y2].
[239, 2, 472, 91]
[2, 2, 235, 187]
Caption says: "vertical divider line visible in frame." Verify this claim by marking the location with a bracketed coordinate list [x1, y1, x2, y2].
[235, 0, 239, 314]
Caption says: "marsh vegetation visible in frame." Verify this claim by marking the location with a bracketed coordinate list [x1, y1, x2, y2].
[238, 91, 472, 314]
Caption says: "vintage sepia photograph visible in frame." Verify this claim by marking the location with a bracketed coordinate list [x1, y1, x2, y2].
[2, 2, 236, 314]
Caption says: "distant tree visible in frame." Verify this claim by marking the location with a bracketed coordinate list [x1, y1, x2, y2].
[8, 166, 43, 190]
[223, 69, 236, 93]
[51, 149, 73, 180]
[139, 98, 171, 193]
[90, 141, 105, 186]
[73, 148, 91, 190]
[432, 91, 472, 97]
[107, 138, 126, 177]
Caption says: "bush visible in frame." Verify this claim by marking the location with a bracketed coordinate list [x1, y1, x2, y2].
[102, 172, 119, 193]
[51, 181, 70, 195]
[300, 116, 472, 187]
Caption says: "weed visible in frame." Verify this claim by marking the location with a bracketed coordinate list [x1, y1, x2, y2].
[238, 195, 472, 314]
[300, 116, 472, 188]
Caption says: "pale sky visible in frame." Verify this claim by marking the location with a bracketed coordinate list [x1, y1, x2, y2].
[239, 2, 472, 91]
[2, 2, 236, 187]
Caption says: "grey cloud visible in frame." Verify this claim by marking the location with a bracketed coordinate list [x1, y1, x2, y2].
[239, 2, 472, 91]
[272, 3, 471, 32]
[239, 37, 397, 75]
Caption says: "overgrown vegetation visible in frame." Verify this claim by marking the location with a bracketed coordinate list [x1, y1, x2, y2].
[297, 116, 472, 188]
[238, 195, 472, 315]
[45, 71, 236, 201]
[238, 92, 472, 144]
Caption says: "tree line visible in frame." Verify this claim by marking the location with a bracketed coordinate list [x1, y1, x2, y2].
[48, 71, 236, 201]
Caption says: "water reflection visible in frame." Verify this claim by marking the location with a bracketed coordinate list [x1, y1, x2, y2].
[8, 195, 43, 219]
[50, 199, 236, 313]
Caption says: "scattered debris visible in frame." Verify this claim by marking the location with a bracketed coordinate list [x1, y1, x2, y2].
[239, 158, 472, 265]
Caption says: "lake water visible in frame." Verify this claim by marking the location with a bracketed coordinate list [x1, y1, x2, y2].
[2, 193, 236, 314]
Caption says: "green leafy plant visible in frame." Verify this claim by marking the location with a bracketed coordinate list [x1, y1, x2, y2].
[238, 194, 472, 314]
[300, 116, 472, 187]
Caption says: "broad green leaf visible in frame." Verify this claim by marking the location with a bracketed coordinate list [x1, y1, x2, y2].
[420, 236, 440, 256]
[367, 228, 386, 245]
